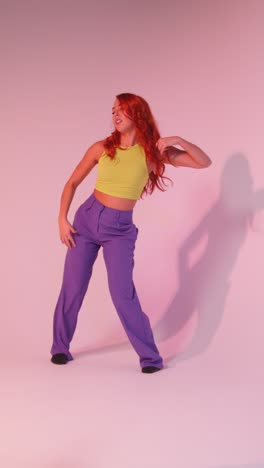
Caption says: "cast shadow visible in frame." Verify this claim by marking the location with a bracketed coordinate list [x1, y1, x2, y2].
[72, 339, 129, 360]
[155, 153, 264, 363]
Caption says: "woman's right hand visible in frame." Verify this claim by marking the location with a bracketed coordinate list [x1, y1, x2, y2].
[59, 217, 78, 249]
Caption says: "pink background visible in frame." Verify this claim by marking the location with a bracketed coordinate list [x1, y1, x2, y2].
[1, 1, 264, 467]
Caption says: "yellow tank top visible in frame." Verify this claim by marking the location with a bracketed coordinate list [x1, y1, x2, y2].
[95, 144, 149, 200]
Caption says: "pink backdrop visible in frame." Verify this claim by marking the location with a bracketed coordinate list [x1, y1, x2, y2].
[1, 1, 264, 467]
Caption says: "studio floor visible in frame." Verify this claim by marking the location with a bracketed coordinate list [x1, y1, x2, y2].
[1, 343, 263, 468]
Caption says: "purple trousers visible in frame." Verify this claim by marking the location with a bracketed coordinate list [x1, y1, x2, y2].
[51, 193, 163, 369]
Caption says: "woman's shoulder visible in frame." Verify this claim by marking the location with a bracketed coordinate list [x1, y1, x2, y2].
[88, 139, 106, 161]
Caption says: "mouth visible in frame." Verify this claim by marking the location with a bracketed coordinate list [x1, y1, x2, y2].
[115, 119, 122, 125]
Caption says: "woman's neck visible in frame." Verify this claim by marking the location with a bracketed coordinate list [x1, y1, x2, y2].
[120, 131, 137, 148]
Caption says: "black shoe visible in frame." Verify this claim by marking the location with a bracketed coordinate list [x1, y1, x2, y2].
[142, 366, 161, 374]
[51, 353, 68, 365]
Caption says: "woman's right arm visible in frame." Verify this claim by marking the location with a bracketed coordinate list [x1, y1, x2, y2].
[58, 140, 104, 249]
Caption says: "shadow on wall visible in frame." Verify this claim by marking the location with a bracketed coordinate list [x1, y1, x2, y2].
[155, 153, 264, 363]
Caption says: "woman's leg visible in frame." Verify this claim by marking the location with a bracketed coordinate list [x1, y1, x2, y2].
[50, 232, 100, 361]
[102, 228, 163, 370]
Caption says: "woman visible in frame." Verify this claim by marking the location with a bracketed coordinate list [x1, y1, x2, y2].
[50, 93, 212, 373]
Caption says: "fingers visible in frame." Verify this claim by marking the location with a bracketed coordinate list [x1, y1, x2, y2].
[156, 138, 166, 154]
[60, 230, 77, 249]
[67, 235, 76, 248]
[61, 235, 76, 249]
[59, 221, 78, 248]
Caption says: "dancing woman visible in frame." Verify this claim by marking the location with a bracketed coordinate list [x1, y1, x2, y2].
[50, 93, 211, 373]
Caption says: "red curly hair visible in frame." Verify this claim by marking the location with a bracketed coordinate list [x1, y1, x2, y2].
[103, 92, 172, 197]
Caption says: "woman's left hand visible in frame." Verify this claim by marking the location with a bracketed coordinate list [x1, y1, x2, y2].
[156, 136, 181, 154]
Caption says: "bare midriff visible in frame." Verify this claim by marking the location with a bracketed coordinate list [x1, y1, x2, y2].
[93, 189, 137, 211]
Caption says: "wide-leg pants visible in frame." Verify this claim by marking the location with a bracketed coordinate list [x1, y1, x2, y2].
[50, 193, 163, 369]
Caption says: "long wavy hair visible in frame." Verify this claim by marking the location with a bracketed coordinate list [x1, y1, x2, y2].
[103, 93, 172, 197]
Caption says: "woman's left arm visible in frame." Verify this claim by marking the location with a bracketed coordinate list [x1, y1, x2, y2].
[156, 136, 212, 169]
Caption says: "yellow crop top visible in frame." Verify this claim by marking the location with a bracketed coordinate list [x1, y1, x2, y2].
[95, 144, 149, 200]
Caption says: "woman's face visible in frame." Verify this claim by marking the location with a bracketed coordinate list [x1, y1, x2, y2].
[112, 98, 135, 134]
